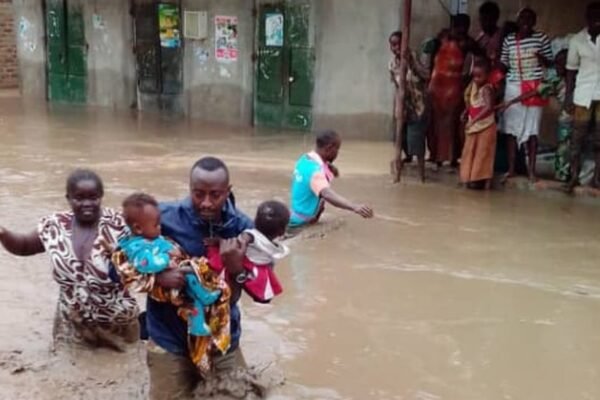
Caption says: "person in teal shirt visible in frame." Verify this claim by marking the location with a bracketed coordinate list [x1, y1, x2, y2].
[289, 130, 374, 227]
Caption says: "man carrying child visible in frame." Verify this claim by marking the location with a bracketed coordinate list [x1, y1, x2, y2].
[140, 157, 268, 399]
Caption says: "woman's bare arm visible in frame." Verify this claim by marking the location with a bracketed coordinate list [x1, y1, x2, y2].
[0, 226, 45, 256]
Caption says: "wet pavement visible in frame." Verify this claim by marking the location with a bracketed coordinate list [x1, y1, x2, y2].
[1, 92, 600, 399]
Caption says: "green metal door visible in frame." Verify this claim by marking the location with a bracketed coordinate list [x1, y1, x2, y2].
[254, 2, 314, 131]
[46, 0, 87, 103]
[46, 0, 67, 101]
[65, 0, 86, 103]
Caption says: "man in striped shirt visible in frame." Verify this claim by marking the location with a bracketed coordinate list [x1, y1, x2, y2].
[500, 7, 553, 183]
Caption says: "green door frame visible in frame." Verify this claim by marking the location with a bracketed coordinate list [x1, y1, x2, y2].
[253, 0, 315, 131]
[44, 0, 87, 104]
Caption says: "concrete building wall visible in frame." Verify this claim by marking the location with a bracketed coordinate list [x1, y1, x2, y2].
[9, 0, 592, 138]
[312, 0, 399, 139]
[181, 0, 254, 125]
[84, 0, 137, 109]
[0, 0, 19, 88]
[12, 0, 44, 98]
[14, 0, 137, 105]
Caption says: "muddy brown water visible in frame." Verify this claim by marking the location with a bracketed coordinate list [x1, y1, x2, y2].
[1, 94, 600, 399]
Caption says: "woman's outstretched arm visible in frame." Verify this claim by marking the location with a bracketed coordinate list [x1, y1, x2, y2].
[0, 226, 45, 256]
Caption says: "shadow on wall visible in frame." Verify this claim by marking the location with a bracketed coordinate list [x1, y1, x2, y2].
[139, 92, 185, 117]
[314, 112, 393, 140]
[185, 83, 250, 125]
[88, 70, 137, 110]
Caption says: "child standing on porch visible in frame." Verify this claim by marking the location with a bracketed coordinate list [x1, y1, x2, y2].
[460, 59, 497, 189]
[389, 31, 431, 182]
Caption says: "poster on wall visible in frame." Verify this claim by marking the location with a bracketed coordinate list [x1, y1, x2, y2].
[159, 3, 181, 48]
[265, 13, 284, 47]
[215, 15, 238, 62]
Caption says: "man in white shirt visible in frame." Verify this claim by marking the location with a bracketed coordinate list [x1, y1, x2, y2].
[566, 1, 600, 190]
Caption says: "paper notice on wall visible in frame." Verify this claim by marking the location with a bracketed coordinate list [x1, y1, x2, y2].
[215, 16, 238, 63]
[159, 3, 181, 48]
[265, 13, 283, 47]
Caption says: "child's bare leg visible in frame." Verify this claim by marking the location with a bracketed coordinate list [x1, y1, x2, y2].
[506, 136, 517, 179]
[484, 179, 492, 190]
[527, 136, 538, 183]
[392, 157, 404, 183]
[418, 155, 426, 183]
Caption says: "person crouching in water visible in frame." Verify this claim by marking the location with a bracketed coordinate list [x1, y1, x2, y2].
[460, 58, 498, 190]
[289, 130, 373, 228]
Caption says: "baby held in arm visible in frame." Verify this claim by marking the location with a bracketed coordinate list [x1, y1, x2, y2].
[206, 200, 291, 303]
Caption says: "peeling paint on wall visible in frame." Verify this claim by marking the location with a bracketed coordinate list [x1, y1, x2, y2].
[194, 46, 209, 65]
[18, 16, 30, 39]
[92, 14, 105, 30]
[91, 13, 111, 57]
[18, 16, 36, 52]
[219, 65, 231, 78]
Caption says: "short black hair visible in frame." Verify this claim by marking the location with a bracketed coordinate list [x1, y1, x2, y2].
[587, 1, 600, 15]
[389, 30, 402, 40]
[315, 130, 340, 149]
[518, 7, 537, 22]
[122, 192, 158, 209]
[502, 20, 518, 35]
[479, 1, 500, 20]
[66, 169, 104, 197]
[254, 200, 290, 240]
[473, 57, 491, 72]
[501, 20, 518, 43]
[122, 192, 159, 226]
[190, 156, 230, 181]
[452, 13, 471, 29]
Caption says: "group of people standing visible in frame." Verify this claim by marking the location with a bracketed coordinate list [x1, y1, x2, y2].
[391, 1, 600, 191]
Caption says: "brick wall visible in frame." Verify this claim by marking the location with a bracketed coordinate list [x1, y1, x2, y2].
[0, 0, 18, 88]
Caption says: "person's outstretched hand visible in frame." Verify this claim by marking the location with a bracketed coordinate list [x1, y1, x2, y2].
[353, 204, 374, 219]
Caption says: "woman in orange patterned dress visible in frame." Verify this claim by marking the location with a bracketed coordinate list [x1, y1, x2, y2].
[429, 14, 482, 167]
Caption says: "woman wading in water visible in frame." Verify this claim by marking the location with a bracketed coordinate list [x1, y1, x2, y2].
[0, 169, 139, 350]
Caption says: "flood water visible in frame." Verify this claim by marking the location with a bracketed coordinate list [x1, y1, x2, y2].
[1, 92, 600, 400]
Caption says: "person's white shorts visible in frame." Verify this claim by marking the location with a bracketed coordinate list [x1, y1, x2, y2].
[501, 80, 543, 146]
